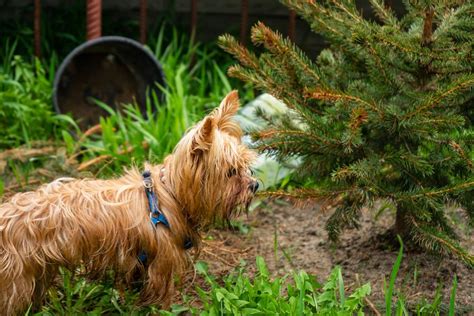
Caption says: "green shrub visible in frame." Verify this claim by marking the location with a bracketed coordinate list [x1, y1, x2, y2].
[0, 52, 73, 149]
[219, 0, 474, 265]
[191, 257, 370, 315]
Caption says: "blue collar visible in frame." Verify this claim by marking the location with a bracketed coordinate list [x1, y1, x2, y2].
[142, 170, 170, 227]
[139, 170, 193, 264]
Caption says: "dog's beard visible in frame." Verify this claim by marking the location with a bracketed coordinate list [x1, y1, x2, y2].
[164, 163, 257, 230]
[223, 177, 256, 220]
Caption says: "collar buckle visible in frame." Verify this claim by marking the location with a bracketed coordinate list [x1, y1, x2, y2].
[142, 170, 154, 190]
[143, 178, 153, 190]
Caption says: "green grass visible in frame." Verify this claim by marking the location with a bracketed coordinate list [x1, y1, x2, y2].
[189, 242, 459, 316]
[30, 258, 369, 315]
[26, 268, 158, 315]
[384, 235, 404, 316]
[448, 275, 457, 316]
[192, 258, 371, 315]
[30, 241, 458, 315]
[0, 41, 74, 149]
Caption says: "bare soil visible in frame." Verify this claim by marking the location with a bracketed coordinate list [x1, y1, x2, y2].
[197, 201, 474, 315]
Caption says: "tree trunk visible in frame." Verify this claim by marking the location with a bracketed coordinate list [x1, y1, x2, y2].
[394, 206, 410, 237]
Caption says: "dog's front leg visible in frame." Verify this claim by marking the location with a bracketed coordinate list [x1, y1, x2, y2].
[138, 235, 186, 309]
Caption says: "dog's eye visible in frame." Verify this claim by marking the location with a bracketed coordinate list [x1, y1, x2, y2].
[227, 168, 238, 178]
[244, 169, 254, 176]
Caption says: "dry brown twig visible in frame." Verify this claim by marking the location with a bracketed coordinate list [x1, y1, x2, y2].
[66, 124, 104, 164]
[76, 141, 149, 172]
[4, 179, 42, 195]
[355, 273, 381, 316]
[0, 146, 57, 161]
[201, 248, 237, 267]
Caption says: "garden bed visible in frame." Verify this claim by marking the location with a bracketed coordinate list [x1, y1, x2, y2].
[197, 202, 474, 313]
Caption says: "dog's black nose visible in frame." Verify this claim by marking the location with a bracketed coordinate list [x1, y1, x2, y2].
[249, 181, 259, 193]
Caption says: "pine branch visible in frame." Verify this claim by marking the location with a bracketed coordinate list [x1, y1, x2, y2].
[251, 22, 321, 84]
[372, 32, 465, 62]
[326, 197, 364, 241]
[227, 63, 304, 110]
[403, 75, 474, 119]
[432, 4, 473, 42]
[255, 126, 368, 158]
[417, 113, 465, 131]
[362, 41, 394, 86]
[220, 35, 317, 119]
[255, 137, 335, 157]
[331, 158, 384, 190]
[218, 34, 259, 69]
[261, 188, 338, 205]
[349, 107, 368, 130]
[219, 36, 292, 103]
[328, 0, 363, 24]
[226, 65, 269, 92]
[397, 180, 474, 201]
[409, 216, 474, 267]
[256, 129, 335, 146]
[448, 140, 474, 170]
[368, 0, 400, 27]
[421, 181, 474, 198]
[396, 150, 434, 177]
[305, 87, 382, 116]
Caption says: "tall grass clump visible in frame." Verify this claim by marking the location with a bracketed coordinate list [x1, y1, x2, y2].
[177, 240, 459, 315]
[72, 26, 250, 175]
[0, 41, 73, 149]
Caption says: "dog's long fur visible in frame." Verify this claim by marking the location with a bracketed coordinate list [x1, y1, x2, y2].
[0, 91, 257, 315]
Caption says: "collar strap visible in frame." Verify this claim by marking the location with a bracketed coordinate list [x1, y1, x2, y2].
[142, 170, 170, 228]
[139, 170, 193, 266]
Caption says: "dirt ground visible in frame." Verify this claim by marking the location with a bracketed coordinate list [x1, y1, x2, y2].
[198, 201, 474, 315]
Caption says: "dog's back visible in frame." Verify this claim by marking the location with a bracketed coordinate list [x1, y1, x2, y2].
[0, 174, 156, 314]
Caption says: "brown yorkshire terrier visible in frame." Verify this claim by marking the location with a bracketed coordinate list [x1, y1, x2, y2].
[0, 91, 258, 315]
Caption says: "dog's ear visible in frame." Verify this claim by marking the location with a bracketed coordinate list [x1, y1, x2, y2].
[213, 90, 242, 138]
[214, 90, 240, 126]
[191, 115, 215, 154]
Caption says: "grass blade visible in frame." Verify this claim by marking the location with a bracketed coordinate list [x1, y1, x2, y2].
[337, 266, 345, 307]
[386, 235, 404, 316]
[448, 275, 457, 316]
